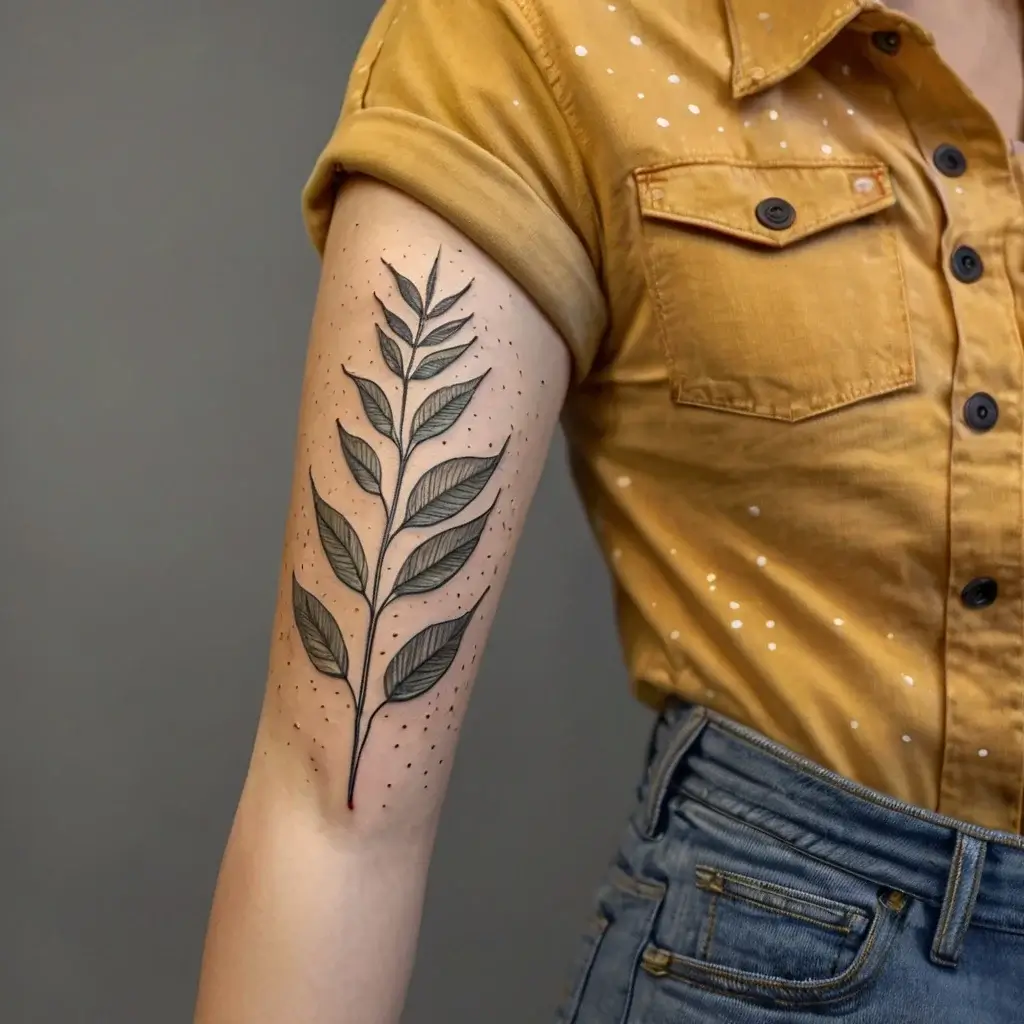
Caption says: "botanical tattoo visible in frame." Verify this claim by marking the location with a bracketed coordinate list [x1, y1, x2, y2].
[291, 250, 506, 809]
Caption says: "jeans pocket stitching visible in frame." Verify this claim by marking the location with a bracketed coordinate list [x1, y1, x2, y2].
[695, 863, 870, 934]
[640, 888, 909, 1008]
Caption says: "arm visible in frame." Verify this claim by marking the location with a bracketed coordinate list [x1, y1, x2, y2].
[193, 176, 571, 1024]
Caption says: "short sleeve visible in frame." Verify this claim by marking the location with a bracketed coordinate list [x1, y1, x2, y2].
[301, 0, 607, 381]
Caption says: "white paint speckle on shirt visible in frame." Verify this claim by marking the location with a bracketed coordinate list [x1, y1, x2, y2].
[833, 618, 845, 627]
[979, 748, 989, 758]
[731, 620, 744, 629]
[616, 475, 632, 488]
[850, 719, 859, 729]
[902, 734, 912, 743]
[769, 109, 779, 120]
[779, 140, 788, 148]
[767, 642, 777, 651]
[668, 73, 681, 84]
[630, 34, 643, 46]
[707, 573, 717, 582]
[670, 629, 680, 640]
[766, 620, 776, 629]
[821, 144, 833, 155]
[688, 103, 701, 115]
[729, 601, 741, 610]
[902, 674, 914, 687]
[756, 555, 768, 567]
[657, 117, 671, 128]
[748, 505, 761, 517]
[575, 45, 589, 57]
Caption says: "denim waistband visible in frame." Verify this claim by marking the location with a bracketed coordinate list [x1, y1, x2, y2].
[634, 698, 1024, 960]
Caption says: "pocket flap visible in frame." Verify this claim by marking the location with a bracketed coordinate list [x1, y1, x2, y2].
[636, 158, 896, 248]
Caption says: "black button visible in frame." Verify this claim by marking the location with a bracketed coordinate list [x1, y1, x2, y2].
[961, 577, 998, 609]
[950, 245, 983, 283]
[755, 197, 796, 230]
[933, 144, 967, 177]
[964, 392, 999, 431]
[872, 31, 902, 55]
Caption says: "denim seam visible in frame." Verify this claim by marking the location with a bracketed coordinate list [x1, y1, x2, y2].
[700, 893, 719, 961]
[677, 787, 927, 904]
[701, 714, 1024, 850]
[695, 866, 865, 934]
[947, 841, 986, 960]
[933, 832, 966, 961]
[641, 891, 900, 1007]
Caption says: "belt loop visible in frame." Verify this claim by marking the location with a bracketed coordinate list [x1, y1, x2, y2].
[930, 831, 987, 968]
[637, 706, 709, 840]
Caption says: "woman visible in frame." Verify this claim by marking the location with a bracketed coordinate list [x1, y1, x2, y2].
[194, 0, 1024, 1020]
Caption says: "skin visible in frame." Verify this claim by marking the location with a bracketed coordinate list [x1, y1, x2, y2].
[193, 4, 1023, 1022]
[192, 175, 570, 1023]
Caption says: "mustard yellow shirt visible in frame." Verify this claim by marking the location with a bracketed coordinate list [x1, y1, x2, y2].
[302, 0, 1024, 833]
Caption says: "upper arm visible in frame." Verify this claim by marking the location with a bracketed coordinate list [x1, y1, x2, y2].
[251, 177, 570, 835]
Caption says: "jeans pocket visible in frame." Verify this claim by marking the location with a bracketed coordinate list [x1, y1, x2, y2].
[555, 863, 666, 1024]
[638, 802, 910, 1011]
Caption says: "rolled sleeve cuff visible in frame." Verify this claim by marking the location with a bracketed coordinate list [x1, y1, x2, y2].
[301, 107, 606, 382]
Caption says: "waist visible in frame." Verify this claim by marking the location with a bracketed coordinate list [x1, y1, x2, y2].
[635, 697, 1024, 934]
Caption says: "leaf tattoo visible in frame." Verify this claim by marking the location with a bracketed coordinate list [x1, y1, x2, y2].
[375, 296, 413, 344]
[411, 338, 476, 380]
[392, 495, 498, 598]
[426, 281, 472, 319]
[292, 247, 501, 809]
[420, 315, 473, 348]
[382, 259, 424, 316]
[403, 443, 508, 529]
[338, 422, 383, 496]
[377, 325, 405, 377]
[385, 591, 489, 702]
[310, 471, 367, 594]
[344, 367, 397, 444]
[409, 372, 488, 448]
[293, 574, 351, 682]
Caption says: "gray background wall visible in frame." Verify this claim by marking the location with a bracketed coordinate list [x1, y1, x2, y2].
[1, 2, 651, 1021]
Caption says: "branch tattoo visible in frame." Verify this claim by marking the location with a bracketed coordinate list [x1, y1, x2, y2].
[291, 251, 506, 809]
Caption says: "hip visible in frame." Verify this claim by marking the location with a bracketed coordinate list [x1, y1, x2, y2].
[554, 698, 1024, 1023]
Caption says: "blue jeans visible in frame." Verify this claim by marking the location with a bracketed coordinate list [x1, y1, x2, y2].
[555, 698, 1024, 1022]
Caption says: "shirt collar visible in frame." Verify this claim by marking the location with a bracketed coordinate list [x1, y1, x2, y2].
[723, 0, 876, 98]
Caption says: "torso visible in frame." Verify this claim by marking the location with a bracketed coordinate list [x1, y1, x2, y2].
[886, 0, 1024, 143]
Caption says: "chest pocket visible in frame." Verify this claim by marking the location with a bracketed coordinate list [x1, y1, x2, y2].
[635, 158, 916, 422]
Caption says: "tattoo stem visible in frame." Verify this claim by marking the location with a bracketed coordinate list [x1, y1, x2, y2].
[346, 304, 426, 809]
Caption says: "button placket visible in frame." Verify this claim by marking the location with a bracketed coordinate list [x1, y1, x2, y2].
[865, 22, 1024, 828]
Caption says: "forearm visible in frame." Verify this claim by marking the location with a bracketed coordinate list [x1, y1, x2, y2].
[194, 751, 437, 1024]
